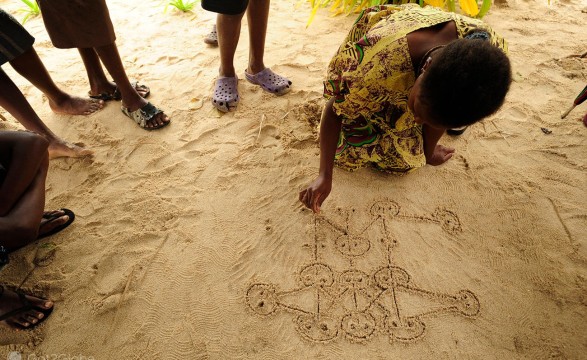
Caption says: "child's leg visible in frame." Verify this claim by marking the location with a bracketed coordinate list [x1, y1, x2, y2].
[93, 43, 169, 129]
[0, 69, 93, 159]
[78, 47, 114, 96]
[246, 0, 269, 74]
[0, 142, 47, 248]
[8, 48, 103, 115]
[0, 131, 48, 215]
[218, 12, 245, 77]
[78, 47, 150, 99]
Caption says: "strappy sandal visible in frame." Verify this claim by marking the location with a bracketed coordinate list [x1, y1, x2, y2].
[245, 68, 292, 95]
[0, 209, 75, 260]
[0, 286, 54, 330]
[204, 24, 218, 46]
[212, 76, 239, 112]
[89, 81, 150, 101]
[121, 102, 170, 130]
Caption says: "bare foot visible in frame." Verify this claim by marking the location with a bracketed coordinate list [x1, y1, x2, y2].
[0, 287, 53, 329]
[49, 95, 104, 116]
[48, 139, 93, 159]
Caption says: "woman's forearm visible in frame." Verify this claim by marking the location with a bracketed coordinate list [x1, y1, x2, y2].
[422, 123, 445, 162]
[318, 98, 342, 178]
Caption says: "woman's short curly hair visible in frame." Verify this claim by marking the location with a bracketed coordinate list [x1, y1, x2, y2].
[420, 38, 512, 129]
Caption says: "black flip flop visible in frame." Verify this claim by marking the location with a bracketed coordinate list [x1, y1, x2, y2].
[0, 286, 54, 330]
[37, 208, 75, 240]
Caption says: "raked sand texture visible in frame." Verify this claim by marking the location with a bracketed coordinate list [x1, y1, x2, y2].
[0, 0, 586, 359]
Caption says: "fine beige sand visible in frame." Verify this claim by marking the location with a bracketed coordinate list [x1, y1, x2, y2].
[1, 0, 586, 358]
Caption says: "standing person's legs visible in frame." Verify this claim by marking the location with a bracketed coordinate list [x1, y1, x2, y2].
[243, 0, 291, 95]
[78, 47, 150, 100]
[78, 47, 114, 97]
[0, 69, 93, 159]
[212, 11, 245, 112]
[92, 43, 170, 129]
[246, 0, 269, 75]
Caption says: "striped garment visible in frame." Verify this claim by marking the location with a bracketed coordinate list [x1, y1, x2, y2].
[0, 9, 34, 65]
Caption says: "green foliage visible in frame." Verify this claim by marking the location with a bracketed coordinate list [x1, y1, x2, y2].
[17, 0, 40, 24]
[165, 0, 199, 13]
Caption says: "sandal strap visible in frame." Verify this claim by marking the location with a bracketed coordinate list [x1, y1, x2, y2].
[121, 102, 164, 129]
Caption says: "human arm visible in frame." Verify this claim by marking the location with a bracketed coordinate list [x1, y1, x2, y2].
[0, 131, 49, 216]
[422, 124, 454, 166]
[299, 98, 342, 213]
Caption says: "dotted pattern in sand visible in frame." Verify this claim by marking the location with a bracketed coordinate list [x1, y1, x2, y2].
[246, 200, 479, 344]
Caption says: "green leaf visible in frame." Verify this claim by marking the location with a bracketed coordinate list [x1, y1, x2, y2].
[477, 0, 492, 18]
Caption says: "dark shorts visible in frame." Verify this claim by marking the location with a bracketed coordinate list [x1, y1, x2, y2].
[201, 0, 249, 15]
[36, 0, 116, 49]
[0, 10, 35, 65]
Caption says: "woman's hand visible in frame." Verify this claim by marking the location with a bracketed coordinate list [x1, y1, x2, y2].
[299, 175, 332, 213]
[426, 144, 455, 166]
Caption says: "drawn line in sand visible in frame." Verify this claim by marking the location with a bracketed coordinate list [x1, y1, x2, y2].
[246, 200, 478, 344]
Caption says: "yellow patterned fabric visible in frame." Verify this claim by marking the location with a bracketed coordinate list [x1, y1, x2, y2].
[324, 4, 507, 173]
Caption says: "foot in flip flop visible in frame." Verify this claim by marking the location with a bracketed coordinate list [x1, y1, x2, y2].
[89, 81, 150, 101]
[204, 24, 218, 46]
[245, 68, 292, 96]
[0, 286, 54, 329]
[121, 98, 170, 130]
[212, 76, 239, 112]
[38, 209, 75, 240]
[1, 208, 75, 254]
[48, 94, 104, 116]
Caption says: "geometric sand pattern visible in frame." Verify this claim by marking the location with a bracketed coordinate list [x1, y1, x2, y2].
[246, 200, 480, 343]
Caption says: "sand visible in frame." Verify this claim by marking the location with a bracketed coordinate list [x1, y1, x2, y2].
[0, 0, 586, 358]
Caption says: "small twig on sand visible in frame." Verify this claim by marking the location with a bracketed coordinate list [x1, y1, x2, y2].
[0, 113, 7, 122]
[560, 51, 587, 59]
[489, 120, 512, 146]
[281, 111, 290, 120]
[256, 114, 266, 142]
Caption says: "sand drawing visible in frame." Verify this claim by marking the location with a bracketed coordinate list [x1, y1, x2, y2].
[246, 200, 479, 344]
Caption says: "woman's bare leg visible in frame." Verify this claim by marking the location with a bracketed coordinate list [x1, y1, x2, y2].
[217, 12, 245, 77]
[0, 146, 47, 248]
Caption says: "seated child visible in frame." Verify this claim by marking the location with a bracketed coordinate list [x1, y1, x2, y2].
[0, 130, 75, 329]
[299, 4, 511, 213]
